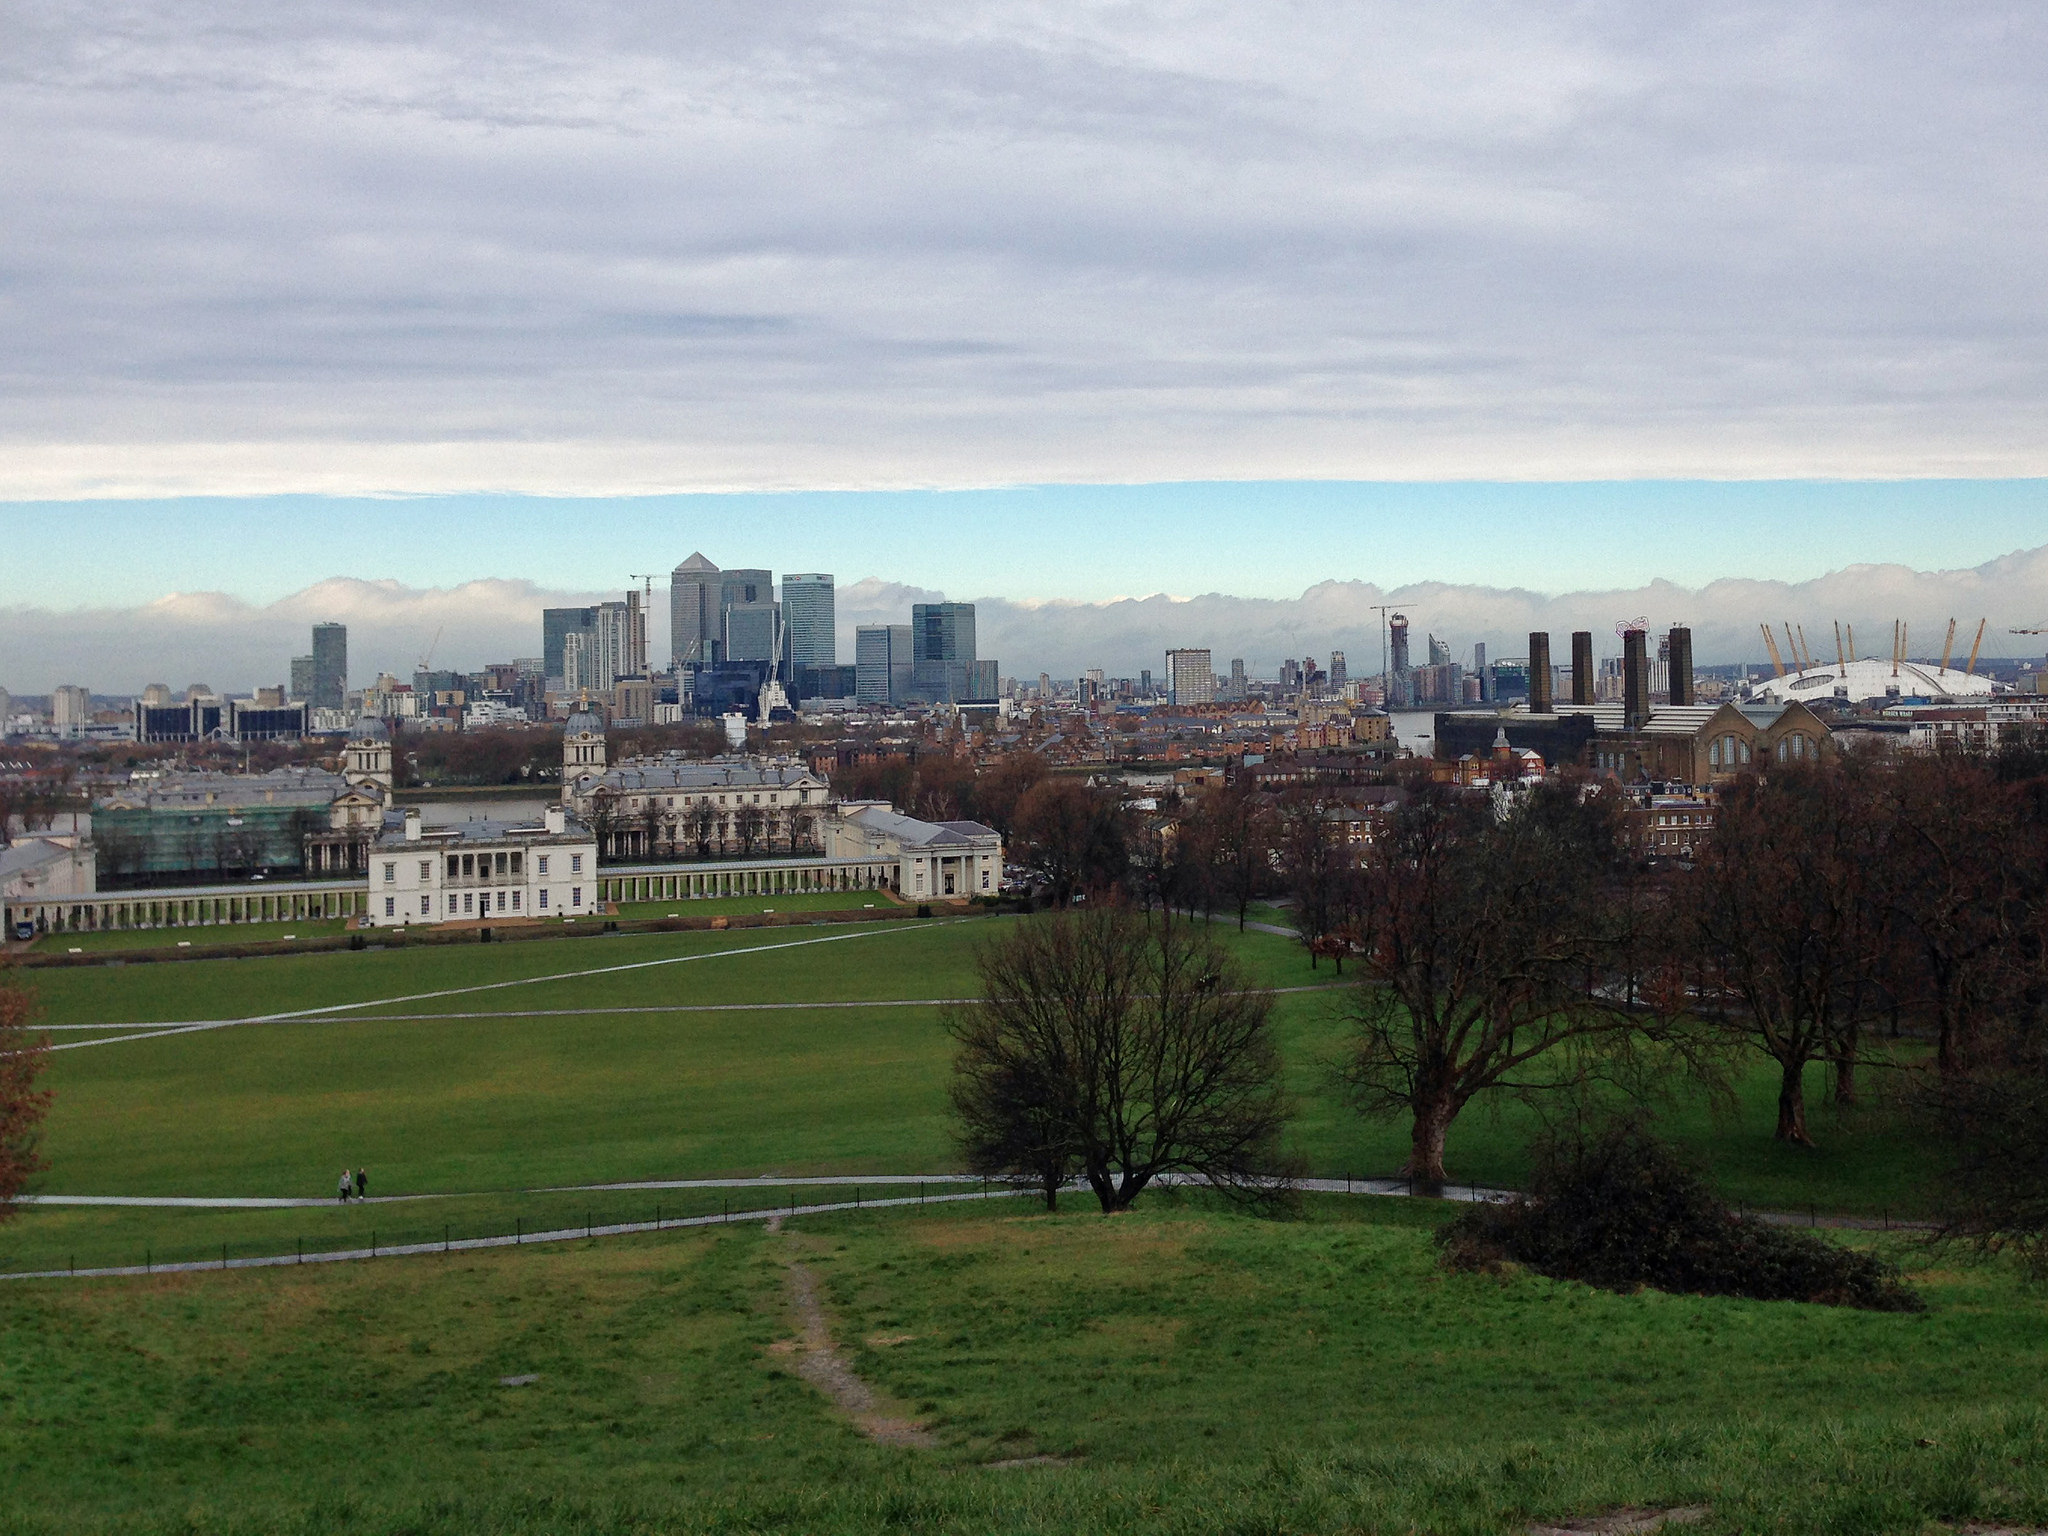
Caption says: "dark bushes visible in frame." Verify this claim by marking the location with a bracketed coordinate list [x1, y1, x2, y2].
[1437, 1123, 1923, 1312]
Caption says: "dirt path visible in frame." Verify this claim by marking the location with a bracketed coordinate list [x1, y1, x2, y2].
[774, 1239, 935, 1449]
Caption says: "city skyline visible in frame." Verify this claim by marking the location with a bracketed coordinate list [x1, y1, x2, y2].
[5, 540, 2048, 694]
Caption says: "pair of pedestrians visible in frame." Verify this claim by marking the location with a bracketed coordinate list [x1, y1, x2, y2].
[335, 1167, 368, 1203]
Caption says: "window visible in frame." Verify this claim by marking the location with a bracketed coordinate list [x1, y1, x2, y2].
[539, 889, 550, 910]
[538, 855, 550, 875]
[383, 862, 397, 883]
[511, 891, 522, 911]
[496, 891, 507, 912]
[462, 853, 475, 878]
[463, 892, 473, 913]
[419, 861, 431, 881]
[571, 853, 583, 873]
[447, 855, 460, 879]
[510, 852, 522, 876]
[981, 869, 990, 889]
[571, 886, 583, 907]
[495, 852, 508, 876]
[421, 895, 431, 916]
[384, 896, 396, 916]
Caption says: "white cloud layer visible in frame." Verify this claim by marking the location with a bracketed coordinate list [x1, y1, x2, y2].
[5, 551, 2045, 694]
[3, 3, 2046, 494]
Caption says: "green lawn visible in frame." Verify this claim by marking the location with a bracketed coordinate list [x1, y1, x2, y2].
[1, 1199, 2044, 1535]
[610, 890, 903, 920]
[1, 913, 1951, 1282]
[16, 916, 354, 955]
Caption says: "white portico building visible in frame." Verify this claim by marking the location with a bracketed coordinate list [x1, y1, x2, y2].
[824, 802, 1003, 901]
[366, 806, 601, 926]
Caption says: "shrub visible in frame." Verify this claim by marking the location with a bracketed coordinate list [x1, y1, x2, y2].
[1437, 1122, 1923, 1311]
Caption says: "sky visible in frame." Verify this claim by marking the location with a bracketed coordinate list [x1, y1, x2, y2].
[4, 4, 2047, 680]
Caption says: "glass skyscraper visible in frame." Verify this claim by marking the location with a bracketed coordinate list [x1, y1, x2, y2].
[311, 623, 347, 711]
[780, 574, 836, 670]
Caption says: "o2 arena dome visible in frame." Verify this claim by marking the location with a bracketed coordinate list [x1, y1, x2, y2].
[1748, 656, 2000, 706]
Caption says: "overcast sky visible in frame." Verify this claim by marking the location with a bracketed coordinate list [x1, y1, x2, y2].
[4, 4, 2047, 636]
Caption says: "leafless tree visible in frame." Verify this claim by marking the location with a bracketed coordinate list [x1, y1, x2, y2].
[0, 969, 52, 1222]
[1338, 781, 1648, 1183]
[688, 800, 717, 859]
[948, 907, 1294, 1212]
[1675, 763, 1891, 1144]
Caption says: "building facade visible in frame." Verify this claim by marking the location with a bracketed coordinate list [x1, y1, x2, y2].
[781, 573, 836, 670]
[1165, 648, 1215, 706]
[669, 553, 721, 667]
[367, 806, 599, 926]
[311, 623, 347, 712]
[824, 803, 1002, 901]
[856, 624, 913, 705]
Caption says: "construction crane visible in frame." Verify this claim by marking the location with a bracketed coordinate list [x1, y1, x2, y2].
[629, 574, 661, 603]
[1967, 618, 1988, 674]
[1760, 623, 1787, 678]
[415, 623, 444, 677]
[1940, 618, 1957, 674]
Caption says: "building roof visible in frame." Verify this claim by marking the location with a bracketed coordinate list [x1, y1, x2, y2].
[373, 814, 589, 848]
[565, 711, 605, 736]
[1747, 657, 1998, 706]
[349, 716, 390, 741]
[96, 766, 351, 812]
[846, 805, 999, 847]
[575, 758, 826, 795]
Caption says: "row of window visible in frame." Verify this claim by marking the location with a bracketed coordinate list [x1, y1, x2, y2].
[623, 791, 807, 810]
[380, 851, 583, 884]
[382, 886, 583, 919]
[1707, 731, 1817, 769]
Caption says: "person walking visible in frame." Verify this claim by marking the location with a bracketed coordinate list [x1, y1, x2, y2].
[337, 1170, 351, 1203]
[355, 1167, 368, 1201]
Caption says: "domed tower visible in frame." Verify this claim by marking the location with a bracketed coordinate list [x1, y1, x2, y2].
[344, 715, 393, 794]
[563, 710, 607, 803]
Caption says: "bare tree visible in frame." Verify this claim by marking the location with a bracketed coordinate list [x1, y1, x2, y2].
[735, 803, 765, 856]
[1676, 763, 1890, 1144]
[0, 969, 52, 1222]
[1339, 781, 1646, 1183]
[1013, 778, 1129, 906]
[948, 907, 1294, 1212]
[1281, 793, 1350, 966]
[688, 800, 717, 859]
[1206, 785, 1278, 931]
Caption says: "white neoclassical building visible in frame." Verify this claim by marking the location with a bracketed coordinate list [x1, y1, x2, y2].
[824, 802, 1003, 901]
[365, 807, 601, 927]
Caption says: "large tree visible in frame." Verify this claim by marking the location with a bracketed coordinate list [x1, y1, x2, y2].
[0, 969, 51, 1222]
[1012, 778, 1130, 905]
[1339, 780, 1646, 1183]
[948, 907, 1293, 1212]
[1676, 762, 1890, 1144]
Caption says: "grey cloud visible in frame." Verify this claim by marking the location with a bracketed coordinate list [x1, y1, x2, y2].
[4, 550, 2045, 694]
[1, 4, 2045, 492]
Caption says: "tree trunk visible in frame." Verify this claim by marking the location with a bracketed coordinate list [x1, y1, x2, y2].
[1775, 1057, 1812, 1145]
[1831, 1050, 1857, 1106]
[1402, 1097, 1453, 1187]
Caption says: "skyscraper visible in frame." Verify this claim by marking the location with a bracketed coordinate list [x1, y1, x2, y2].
[544, 607, 597, 683]
[289, 655, 315, 700]
[1329, 651, 1346, 689]
[1230, 658, 1247, 701]
[781, 574, 836, 671]
[311, 623, 347, 712]
[669, 553, 721, 667]
[855, 624, 913, 704]
[588, 592, 647, 690]
[721, 569, 777, 664]
[1165, 648, 1214, 706]
[911, 602, 976, 703]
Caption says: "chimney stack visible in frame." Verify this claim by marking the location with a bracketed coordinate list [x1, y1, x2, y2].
[1528, 632, 1553, 712]
[1571, 631, 1595, 706]
[1623, 629, 1648, 730]
[1667, 626, 1694, 706]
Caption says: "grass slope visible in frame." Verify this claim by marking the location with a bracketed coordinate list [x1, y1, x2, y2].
[1, 1199, 2044, 1535]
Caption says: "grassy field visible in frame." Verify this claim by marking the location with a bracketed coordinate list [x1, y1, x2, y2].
[610, 889, 904, 920]
[0, 911, 1951, 1281]
[16, 915, 355, 955]
[2, 1197, 2044, 1535]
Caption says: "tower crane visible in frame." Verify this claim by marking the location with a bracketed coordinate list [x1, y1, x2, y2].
[629, 574, 659, 603]
[415, 624, 444, 677]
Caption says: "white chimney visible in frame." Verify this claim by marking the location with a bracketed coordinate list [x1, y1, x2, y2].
[404, 808, 422, 842]
[544, 806, 566, 836]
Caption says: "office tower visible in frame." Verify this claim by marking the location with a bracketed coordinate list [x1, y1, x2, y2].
[669, 553, 721, 667]
[1165, 648, 1215, 706]
[780, 574, 836, 671]
[289, 655, 315, 700]
[1280, 659, 1301, 691]
[577, 593, 647, 693]
[1139, 668, 1153, 695]
[1427, 634, 1451, 668]
[311, 623, 347, 711]
[911, 602, 976, 703]
[721, 569, 777, 664]
[562, 631, 592, 691]
[1389, 615, 1410, 676]
[1229, 658, 1247, 701]
[1329, 651, 1346, 689]
[855, 625, 913, 704]
[544, 606, 597, 682]
[969, 660, 998, 700]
